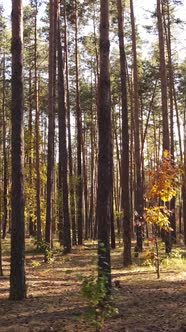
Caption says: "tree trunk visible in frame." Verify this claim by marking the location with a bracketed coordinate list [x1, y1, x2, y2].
[45, 0, 56, 255]
[58, 7, 71, 253]
[163, 0, 176, 243]
[97, 0, 111, 295]
[28, 69, 35, 237]
[64, 4, 77, 245]
[157, 0, 169, 152]
[82, 125, 89, 240]
[183, 107, 186, 245]
[117, 0, 132, 266]
[34, 0, 42, 243]
[110, 133, 115, 249]
[157, 0, 171, 253]
[88, 74, 95, 239]
[2, 54, 8, 240]
[130, 0, 143, 253]
[75, 0, 83, 245]
[10, 0, 26, 300]
[0, 185, 3, 276]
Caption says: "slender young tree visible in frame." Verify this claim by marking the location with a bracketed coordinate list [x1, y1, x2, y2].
[117, 0, 132, 266]
[97, 0, 111, 294]
[10, 0, 26, 300]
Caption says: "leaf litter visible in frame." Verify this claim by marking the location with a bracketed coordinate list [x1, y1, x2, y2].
[0, 242, 185, 332]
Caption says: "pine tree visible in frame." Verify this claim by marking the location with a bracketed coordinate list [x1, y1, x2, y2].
[117, 0, 132, 266]
[10, 0, 26, 300]
[97, 0, 111, 295]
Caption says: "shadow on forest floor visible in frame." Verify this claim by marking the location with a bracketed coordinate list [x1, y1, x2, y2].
[0, 239, 186, 332]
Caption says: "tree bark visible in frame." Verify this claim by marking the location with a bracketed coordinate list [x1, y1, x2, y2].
[2, 54, 8, 240]
[164, 0, 176, 243]
[183, 107, 186, 245]
[130, 0, 143, 253]
[110, 133, 115, 249]
[10, 0, 26, 300]
[28, 69, 35, 237]
[117, 0, 132, 266]
[157, 0, 169, 152]
[97, 0, 111, 295]
[157, 0, 171, 253]
[64, 4, 77, 245]
[88, 73, 95, 239]
[58, 7, 71, 253]
[82, 123, 89, 240]
[0, 184, 3, 276]
[34, 0, 42, 243]
[75, 0, 83, 245]
[45, 0, 56, 254]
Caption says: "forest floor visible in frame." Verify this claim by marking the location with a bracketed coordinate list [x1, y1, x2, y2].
[0, 238, 186, 332]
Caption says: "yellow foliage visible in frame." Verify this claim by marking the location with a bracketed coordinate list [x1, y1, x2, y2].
[145, 150, 182, 203]
[144, 206, 171, 231]
[144, 151, 182, 231]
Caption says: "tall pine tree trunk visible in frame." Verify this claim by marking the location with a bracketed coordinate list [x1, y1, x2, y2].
[97, 0, 111, 295]
[45, 0, 56, 255]
[157, 0, 171, 253]
[34, 0, 42, 243]
[64, 4, 77, 245]
[165, 0, 176, 243]
[117, 0, 132, 266]
[28, 69, 35, 237]
[10, 0, 26, 300]
[82, 124, 89, 240]
[0, 185, 3, 276]
[58, 8, 71, 253]
[130, 0, 143, 253]
[157, 0, 169, 152]
[110, 132, 115, 249]
[2, 54, 8, 239]
[88, 73, 95, 239]
[183, 107, 186, 245]
[75, 0, 83, 245]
